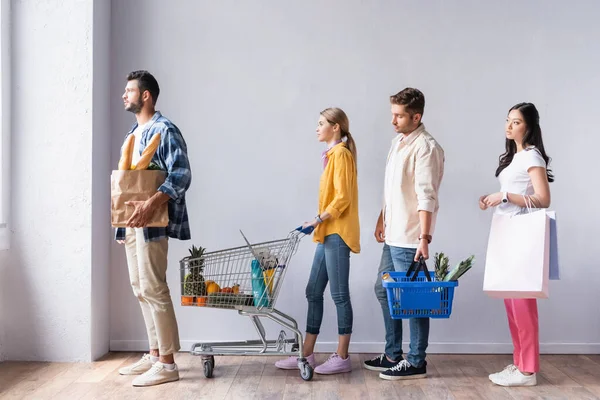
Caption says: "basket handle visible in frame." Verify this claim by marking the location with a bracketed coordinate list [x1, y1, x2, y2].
[405, 256, 432, 282]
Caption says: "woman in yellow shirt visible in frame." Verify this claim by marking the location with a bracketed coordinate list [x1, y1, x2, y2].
[275, 107, 360, 375]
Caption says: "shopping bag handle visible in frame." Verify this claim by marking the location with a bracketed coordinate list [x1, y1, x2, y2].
[295, 226, 315, 235]
[405, 256, 432, 282]
[522, 194, 541, 214]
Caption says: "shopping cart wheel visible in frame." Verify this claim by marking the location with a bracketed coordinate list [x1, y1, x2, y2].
[208, 355, 215, 368]
[299, 361, 313, 381]
[203, 359, 214, 378]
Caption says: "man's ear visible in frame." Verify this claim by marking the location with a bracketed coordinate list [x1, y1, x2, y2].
[142, 90, 151, 103]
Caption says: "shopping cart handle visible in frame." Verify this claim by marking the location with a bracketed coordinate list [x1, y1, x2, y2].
[295, 226, 315, 235]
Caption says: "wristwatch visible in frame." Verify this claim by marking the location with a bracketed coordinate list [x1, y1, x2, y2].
[316, 214, 324, 224]
[502, 192, 508, 203]
[419, 234, 432, 244]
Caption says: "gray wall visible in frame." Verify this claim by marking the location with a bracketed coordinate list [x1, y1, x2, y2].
[3, 0, 595, 360]
[109, 0, 600, 353]
[108, 0, 600, 353]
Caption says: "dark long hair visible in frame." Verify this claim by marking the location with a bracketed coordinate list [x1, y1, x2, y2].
[495, 102, 554, 182]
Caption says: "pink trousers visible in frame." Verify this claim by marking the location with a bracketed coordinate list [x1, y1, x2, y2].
[504, 298, 539, 373]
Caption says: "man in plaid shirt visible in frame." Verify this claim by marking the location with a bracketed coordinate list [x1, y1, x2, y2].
[115, 70, 192, 387]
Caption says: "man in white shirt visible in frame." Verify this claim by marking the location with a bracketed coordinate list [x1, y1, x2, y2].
[363, 88, 445, 380]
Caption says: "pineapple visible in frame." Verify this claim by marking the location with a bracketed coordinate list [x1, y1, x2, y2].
[434, 252, 449, 282]
[183, 245, 207, 296]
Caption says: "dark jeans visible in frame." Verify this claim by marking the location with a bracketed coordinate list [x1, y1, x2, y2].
[374, 244, 429, 367]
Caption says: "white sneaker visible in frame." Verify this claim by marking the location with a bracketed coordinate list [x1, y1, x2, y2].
[488, 364, 517, 381]
[490, 367, 537, 387]
[132, 362, 179, 387]
[118, 354, 154, 375]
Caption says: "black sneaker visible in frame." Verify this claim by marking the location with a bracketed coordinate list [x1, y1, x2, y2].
[363, 354, 401, 372]
[379, 360, 427, 380]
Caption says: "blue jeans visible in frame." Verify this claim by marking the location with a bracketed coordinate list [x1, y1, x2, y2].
[305, 234, 353, 335]
[374, 244, 429, 367]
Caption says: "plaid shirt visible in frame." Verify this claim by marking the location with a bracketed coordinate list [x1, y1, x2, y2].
[115, 111, 192, 242]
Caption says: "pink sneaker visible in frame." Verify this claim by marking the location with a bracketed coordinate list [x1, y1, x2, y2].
[315, 353, 352, 375]
[275, 353, 316, 370]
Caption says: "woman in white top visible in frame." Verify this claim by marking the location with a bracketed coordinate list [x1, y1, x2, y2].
[479, 102, 553, 387]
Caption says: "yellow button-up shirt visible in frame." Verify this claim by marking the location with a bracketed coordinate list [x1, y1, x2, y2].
[313, 143, 361, 253]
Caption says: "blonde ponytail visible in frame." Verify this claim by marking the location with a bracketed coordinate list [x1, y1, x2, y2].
[343, 132, 357, 163]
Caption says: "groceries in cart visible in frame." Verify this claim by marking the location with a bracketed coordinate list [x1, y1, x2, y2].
[180, 244, 255, 308]
[182, 245, 207, 297]
[251, 249, 280, 308]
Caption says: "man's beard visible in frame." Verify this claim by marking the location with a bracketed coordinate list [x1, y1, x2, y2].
[125, 99, 143, 114]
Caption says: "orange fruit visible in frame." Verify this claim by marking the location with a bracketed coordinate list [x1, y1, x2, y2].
[196, 296, 207, 306]
[206, 282, 221, 294]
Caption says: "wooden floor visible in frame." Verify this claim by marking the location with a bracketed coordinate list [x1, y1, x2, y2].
[0, 352, 599, 399]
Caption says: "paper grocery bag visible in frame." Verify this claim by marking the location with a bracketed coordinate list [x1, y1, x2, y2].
[483, 209, 550, 299]
[110, 170, 169, 228]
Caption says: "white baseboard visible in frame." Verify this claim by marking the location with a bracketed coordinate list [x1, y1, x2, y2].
[110, 340, 600, 355]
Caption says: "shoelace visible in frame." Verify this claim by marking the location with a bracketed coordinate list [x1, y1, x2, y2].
[131, 354, 151, 368]
[369, 354, 385, 364]
[499, 364, 518, 376]
[143, 363, 164, 377]
[390, 360, 411, 372]
[323, 354, 340, 364]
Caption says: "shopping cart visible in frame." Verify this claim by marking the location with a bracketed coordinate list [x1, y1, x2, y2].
[179, 226, 315, 380]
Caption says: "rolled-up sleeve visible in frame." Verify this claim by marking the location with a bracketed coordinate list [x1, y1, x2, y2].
[414, 144, 444, 213]
[157, 128, 192, 201]
[325, 151, 354, 219]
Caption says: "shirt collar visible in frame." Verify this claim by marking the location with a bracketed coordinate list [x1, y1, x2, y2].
[325, 141, 344, 157]
[400, 123, 425, 146]
[392, 123, 425, 146]
[129, 111, 162, 134]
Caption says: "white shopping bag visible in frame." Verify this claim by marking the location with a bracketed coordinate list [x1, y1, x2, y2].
[483, 209, 550, 299]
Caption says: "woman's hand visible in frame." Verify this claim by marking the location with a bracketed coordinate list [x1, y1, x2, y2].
[302, 219, 318, 230]
[479, 195, 489, 210]
[483, 192, 503, 208]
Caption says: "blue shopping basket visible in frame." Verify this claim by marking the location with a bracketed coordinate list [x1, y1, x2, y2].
[382, 257, 458, 319]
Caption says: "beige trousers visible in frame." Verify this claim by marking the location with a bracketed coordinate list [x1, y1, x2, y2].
[125, 228, 180, 356]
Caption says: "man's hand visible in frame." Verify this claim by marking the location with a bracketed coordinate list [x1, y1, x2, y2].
[415, 239, 429, 261]
[117, 240, 125, 244]
[125, 200, 156, 228]
[374, 212, 385, 243]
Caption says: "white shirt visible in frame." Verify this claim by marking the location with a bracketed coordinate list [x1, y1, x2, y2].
[495, 147, 546, 216]
[383, 124, 445, 247]
[131, 123, 148, 166]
